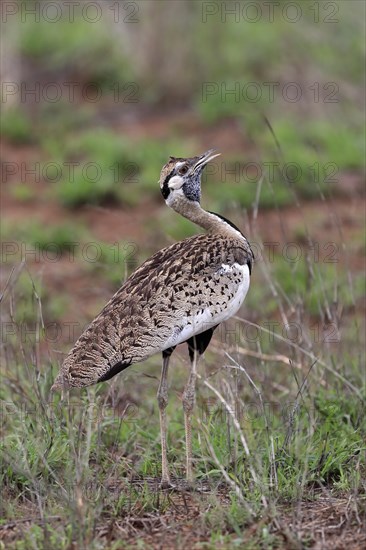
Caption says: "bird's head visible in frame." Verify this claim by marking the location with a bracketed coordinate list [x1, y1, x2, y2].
[159, 149, 220, 206]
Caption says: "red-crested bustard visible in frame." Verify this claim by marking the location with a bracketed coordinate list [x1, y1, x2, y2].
[52, 150, 253, 485]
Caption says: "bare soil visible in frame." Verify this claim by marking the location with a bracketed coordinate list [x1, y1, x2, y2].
[0, 485, 365, 549]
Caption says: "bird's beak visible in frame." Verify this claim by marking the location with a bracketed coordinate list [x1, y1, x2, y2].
[193, 149, 221, 173]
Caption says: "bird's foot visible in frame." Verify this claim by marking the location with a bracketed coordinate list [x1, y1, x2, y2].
[183, 478, 196, 492]
[159, 478, 176, 490]
[158, 476, 202, 492]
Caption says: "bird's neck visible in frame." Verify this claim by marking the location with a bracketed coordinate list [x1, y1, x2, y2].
[167, 194, 242, 238]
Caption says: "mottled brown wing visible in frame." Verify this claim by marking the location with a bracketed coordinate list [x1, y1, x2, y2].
[52, 233, 253, 390]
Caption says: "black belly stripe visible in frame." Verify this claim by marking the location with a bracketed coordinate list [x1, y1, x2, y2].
[98, 359, 132, 382]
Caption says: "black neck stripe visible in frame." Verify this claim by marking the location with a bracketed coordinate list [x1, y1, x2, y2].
[161, 169, 175, 199]
[208, 211, 254, 271]
[208, 211, 244, 236]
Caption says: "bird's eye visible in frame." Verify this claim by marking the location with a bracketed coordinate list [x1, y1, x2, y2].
[178, 165, 188, 176]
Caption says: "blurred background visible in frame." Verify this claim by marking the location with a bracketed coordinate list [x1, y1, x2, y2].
[0, 1, 365, 546]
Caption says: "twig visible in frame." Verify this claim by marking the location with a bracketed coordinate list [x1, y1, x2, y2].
[196, 418, 249, 510]
[282, 360, 317, 450]
[211, 342, 302, 370]
[232, 316, 362, 399]
[197, 373, 268, 509]
[0, 260, 26, 303]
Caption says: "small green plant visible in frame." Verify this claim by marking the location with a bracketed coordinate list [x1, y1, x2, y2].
[10, 183, 36, 202]
[0, 108, 32, 144]
[54, 130, 139, 208]
[86, 240, 140, 288]
[19, 15, 133, 88]
[12, 221, 85, 253]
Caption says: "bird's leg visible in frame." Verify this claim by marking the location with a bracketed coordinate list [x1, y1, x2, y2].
[157, 353, 171, 485]
[182, 348, 199, 484]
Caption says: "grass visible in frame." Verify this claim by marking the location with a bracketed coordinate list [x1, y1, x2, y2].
[2, 218, 140, 296]
[12, 112, 361, 212]
[38, 101, 96, 141]
[85, 240, 141, 288]
[0, 108, 33, 145]
[6, 0, 363, 214]
[19, 9, 133, 88]
[10, 183, 37, 203]
[43, 129, 192, 208]
[47, 129, 137, 208]
[3, 220, 86, 257]
[1, 336, 364, 548]
[254, 117, 365, 173]
[3, 270, 67, 328]
[204, 115, 364, 213]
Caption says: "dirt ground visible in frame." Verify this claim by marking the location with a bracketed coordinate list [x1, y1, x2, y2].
[0, 484, 365, 549]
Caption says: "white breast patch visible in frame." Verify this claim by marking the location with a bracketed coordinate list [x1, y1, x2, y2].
[162, 263, 250, 350]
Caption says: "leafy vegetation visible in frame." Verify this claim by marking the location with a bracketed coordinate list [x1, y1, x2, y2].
[0, 108, 33, 144]
[19, 11, 133, 88]
[6, 220, 86, 253]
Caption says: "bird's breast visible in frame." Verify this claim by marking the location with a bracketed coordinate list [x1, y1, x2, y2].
[162, 262, 250, 350]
